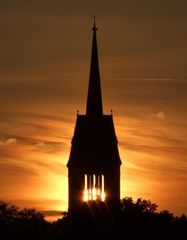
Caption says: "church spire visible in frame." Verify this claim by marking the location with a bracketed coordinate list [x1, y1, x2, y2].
[86, 19, 103, 116]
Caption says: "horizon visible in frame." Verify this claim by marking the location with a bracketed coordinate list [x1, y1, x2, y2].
[3, 195, 186, 223]
[0, 0, 187, 219]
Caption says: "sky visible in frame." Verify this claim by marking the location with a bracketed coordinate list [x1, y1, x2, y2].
[0, 0, 187, 220]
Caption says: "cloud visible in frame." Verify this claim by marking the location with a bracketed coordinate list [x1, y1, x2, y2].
[149, 111, 166, 120]
[116, 78, 187, 82]
[36, 141, 47, 148]
[0, 138, 17, 147]
[6, 138, 17, 146]
[0, 162, 39, 177]
[35, 141, 65, 154]
[0, 141, 5, 146]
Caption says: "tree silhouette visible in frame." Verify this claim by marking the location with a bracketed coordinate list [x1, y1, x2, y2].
[121, 197, 158, 215]
[0, 202, 50, 240]
[1, 199, 187, 240]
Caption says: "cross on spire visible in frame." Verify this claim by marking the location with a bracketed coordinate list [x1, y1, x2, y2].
[92, 16, 97, 31]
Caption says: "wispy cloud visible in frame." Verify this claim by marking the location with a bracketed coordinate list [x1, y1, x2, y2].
[6, 138, 17, 146]
[149, 111, 166, 120]
[0, 138, 17, 146]
[115, 77, 187, 82]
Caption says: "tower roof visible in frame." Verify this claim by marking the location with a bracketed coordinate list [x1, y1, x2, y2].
[86, 20, 103, 116]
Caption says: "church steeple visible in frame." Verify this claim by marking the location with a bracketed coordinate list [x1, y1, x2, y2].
[67, 22, 122, 213]
[86, 19, 103, 116]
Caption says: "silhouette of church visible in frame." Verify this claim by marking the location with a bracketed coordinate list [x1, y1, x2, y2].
[67, 20, 122, 213]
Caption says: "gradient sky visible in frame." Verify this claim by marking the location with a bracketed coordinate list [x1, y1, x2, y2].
[0, 0, 187, 218]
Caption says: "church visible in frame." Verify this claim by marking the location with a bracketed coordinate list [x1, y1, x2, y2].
[67, 20, 122, 213]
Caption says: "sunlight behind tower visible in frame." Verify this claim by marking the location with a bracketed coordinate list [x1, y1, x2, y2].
[83, 174, 105, 202]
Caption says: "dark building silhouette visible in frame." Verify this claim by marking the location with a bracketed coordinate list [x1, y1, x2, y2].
[67, 20, 122, 213]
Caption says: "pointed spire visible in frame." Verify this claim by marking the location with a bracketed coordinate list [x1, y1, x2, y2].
[86, 19, 103, 117]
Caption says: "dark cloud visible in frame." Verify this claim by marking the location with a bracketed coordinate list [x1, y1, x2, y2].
[104, 78, 187, 113]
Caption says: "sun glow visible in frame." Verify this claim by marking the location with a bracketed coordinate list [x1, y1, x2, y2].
[84, 174, 105, 202]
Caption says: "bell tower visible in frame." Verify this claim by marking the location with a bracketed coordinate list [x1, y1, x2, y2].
[67, 20, 122, 213]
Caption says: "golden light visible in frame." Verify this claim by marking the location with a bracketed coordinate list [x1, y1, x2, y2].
[83, 174, 105, 202]
[84, 175, 88, 202]
[92, 174, 97, 200]
[101, 174, 105, 202]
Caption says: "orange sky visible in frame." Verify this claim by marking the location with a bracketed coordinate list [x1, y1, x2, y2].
[0, 0, 187, 219]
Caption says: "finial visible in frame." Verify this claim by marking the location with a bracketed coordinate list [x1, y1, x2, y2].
[110, 109, 113, 115]
[77, 110, 79, 115]
[92, 15, 97, 31]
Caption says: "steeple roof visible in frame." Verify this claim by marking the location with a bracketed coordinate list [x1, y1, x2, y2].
[86, 20, 103, 116]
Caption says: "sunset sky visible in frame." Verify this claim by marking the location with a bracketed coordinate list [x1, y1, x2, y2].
[0, 0, 187, 219]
